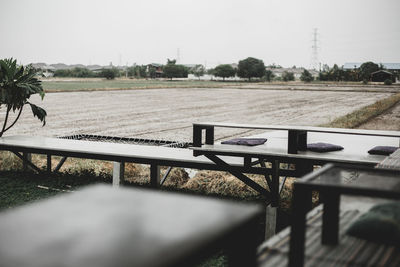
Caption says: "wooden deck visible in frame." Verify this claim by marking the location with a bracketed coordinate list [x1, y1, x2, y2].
[377, 148, 400, 170]
[257, 206, 400, 267]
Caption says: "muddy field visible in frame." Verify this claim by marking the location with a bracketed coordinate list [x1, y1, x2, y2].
[1, 87, 395, 142]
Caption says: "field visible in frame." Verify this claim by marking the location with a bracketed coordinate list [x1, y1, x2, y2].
[41, 78, 241, 91]
[5, 81, 398, 142]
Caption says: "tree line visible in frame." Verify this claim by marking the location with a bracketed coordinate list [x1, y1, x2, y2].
[49, 59, 398, 83]
[318, 62, 398, 83]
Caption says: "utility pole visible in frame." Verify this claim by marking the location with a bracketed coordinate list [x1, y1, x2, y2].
[311, 28, 319, 70]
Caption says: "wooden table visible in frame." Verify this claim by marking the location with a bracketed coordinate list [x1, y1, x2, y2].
[192, 122, 400, 205]
[289, 164, 400, 267]
[0, 185, 262, 267]
[0, 135, 244, 187]
[193, 122, 400, 154]
[192, 123, 399, 238]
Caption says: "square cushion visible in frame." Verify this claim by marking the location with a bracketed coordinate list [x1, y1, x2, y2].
[221, 138, 267, 146]
[307, 142, 344, 153]
[346, 201, 400, 246]
[368, 146, 399, 156]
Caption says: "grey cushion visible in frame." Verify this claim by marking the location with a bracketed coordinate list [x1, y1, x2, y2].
[368, 146, 399, 156]
[307, 142, 344, 153]
[346, 201, 400, 246]
[221, 138, 267, 146]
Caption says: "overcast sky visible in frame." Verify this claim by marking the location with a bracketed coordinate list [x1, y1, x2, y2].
[1, 0, 399, 68]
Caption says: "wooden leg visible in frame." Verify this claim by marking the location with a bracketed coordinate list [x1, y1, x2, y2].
[271, 160, 280, 207]
[322, 192, 340, 245]
[193, 125, 203, 147]
[112, 162, 125, 188]
[23, 152, 32, 171]
[289, 186, 312, 267]
[296, 160, 314, 177]
[298, 131, 307, 151]
[288, 130, 299, 154]
[205, 127, 214, 145]
[47, 154, 52, 173]
[150, 164, 160, 188]
[265, 205, 277, 239]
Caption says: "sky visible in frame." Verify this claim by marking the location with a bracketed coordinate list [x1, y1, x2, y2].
[1, 0, 399, 68]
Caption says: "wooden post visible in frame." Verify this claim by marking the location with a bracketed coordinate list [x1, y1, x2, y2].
[23, 152, 32, 171]
[265, 206, 277, 239]
[47, 154, 52, 173]
[193, 125, 202, 147]
[298, 131, 308, 151]
[289, 186, 312, 267]
[205, 126, 214, 145]
[322, 192, 340, 245]
[150, 164, 160, 188]
[288, 130, 298, 154]
[112, 162, 125, 188]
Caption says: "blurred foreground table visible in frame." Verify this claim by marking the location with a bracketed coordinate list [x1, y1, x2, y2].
[0, 185, 262, 267]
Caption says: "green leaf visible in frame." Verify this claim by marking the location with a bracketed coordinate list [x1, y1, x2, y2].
[28, 102, 47, 126]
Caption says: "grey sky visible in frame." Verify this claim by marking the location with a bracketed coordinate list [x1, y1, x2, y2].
[1, 0, 399, 68]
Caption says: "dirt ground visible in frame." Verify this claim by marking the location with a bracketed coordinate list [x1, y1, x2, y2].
[357, 102, 400, 131]
[0, 86, 395, 142]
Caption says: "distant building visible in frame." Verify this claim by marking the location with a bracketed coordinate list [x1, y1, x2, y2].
[343, 62, 400, 71]
[31, 63, 55, 77]
[266, 67, 318, 80]
[371, 70, 394, 82]
[147, 63, 163, 78]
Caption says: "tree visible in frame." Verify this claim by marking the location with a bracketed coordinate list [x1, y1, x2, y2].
[0, 58, 46, 137]
[54, 69, 72, 77]
[237, 57, 266, 81]
[213, 64, 235, 81]
[264, 70, 275, 82]
[359, 61, 380, 81]
[100, 68, 119, 79]
[282, 71, 295, 81]
[300, 69, 314, 82]
[192, 64, 205, 80]
[163, 60, 188, 80]
[127, 65, 147, 78]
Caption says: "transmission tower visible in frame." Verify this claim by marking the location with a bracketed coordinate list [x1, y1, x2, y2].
[311, 28, 319, 70]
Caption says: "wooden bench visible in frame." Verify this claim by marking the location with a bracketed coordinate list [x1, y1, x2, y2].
[257, 164, 400, 267]
[0, 135, 244, 187]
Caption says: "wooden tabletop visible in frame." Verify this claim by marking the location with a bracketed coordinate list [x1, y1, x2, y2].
[0, 135, 244, 167]
[194, 122, 400, 137]
[0, 185, 262, 267]
[192, 131, 399, 165]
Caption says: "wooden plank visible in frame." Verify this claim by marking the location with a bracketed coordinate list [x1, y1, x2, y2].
[112, 162, 125, 187]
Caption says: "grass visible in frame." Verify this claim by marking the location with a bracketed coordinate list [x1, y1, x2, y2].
[321, 92, 400, 128]
[0, 170, 110, 211]
[42, 79, 242, 92]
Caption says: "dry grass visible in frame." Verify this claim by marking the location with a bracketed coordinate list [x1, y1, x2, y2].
[321, 92, 400, 128]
